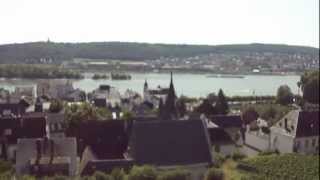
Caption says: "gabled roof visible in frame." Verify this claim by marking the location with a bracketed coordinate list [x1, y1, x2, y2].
[210, 115, 243, 128]
[296, 111, 319, 138]
[66, 120, 129, 159]
[128, 119, 213, 166]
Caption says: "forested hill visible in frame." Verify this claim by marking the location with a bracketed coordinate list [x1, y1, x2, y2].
[0, 41, 318, 64]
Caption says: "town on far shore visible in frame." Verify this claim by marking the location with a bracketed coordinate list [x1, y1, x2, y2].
[0, 68, 319, 180]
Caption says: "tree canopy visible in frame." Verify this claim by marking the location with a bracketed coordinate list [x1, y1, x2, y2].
[299, 70, 319, 104]
[276, 85, 294, 105]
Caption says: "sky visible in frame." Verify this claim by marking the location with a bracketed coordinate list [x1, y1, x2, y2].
[0, 0, 319, 47]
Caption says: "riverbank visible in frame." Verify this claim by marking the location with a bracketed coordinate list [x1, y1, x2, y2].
[0, 73, 300, 97]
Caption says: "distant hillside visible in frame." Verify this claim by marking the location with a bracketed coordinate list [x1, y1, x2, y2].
[0, 41, 318, 64]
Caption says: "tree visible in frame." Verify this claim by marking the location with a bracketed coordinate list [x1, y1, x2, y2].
[215, 89, 229, 115]
[276, 85, 294, 105]
[299, 70, 319, 104]
[261, 105, 277, 121]
[49, 99, 64, 113]
[242, 106, 259, 125]
[196, 99, 216, 116]
[176, 98, 187, 117]
[207, 92, 218, 104]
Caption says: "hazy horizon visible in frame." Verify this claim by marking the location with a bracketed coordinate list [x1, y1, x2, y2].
[0, 0, 319, 48]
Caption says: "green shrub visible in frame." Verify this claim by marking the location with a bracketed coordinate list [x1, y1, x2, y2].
[258, 150, 279, 156]
[111, 168, 126, 180]
[205, 168, 224, 180]
[52, 175, 69, 180]
[157, 168, 190, 180]
[20, 175, 37, 180]
[94, 171, 114, 180]
[81, 176, 96, 180]
[128, 165, 157, 180]
[0, 160, 12, 174]
[212, 153, 226, 168]
[232, 151, 246, 161]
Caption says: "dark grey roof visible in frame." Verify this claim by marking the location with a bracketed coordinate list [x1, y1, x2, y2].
[296, 111, 319, 137]
[129, 119, 213, 166]
[66, 120, 129, 159]
[210, 115, 243, 128]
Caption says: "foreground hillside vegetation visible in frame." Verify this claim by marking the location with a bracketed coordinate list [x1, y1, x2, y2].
[237, 154, 319, 180]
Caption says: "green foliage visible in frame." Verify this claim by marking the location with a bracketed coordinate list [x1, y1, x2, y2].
[0, 160, 12, 174]
[128, 165, 157, 180]
[92, 74, 109, 80]
[239, 154, 319, 180]
[300, 71, 319, 104]
[122, 111, 135, 120]
[51, 175, 69, 180]
[196, 99, 216, 116]
[157, 168, 190, 180]
[231, 151, 246, 161]
[49, 99, 64, 113]
[20, 175, 37, 180]
[212, 153, 226, 168]
[276, 85, 294, 105]
[0, 171, 11, 180]
[242, 104, 294, 125]
[93, 171, 114, 180]
[0, 64, 82, 79]
[65, 102, 112, 127]
[111, 168, 126, 180]
[227, 95, 275, 102]
[215, 89, 229, 115]
[205, 168, 224, 180]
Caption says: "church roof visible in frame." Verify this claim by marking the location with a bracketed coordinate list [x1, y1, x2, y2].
[128, 119, 213, 166]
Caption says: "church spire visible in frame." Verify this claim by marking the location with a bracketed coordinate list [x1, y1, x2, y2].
[162, 72, 177, 120]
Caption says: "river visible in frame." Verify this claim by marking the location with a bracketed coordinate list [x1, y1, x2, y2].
[0, 73, 300, 97]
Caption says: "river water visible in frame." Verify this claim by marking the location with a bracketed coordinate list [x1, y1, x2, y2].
[0, 73, 300, 97]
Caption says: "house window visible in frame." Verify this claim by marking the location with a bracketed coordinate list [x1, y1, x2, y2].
[305, 140, 309, 148]
[312, 139, 316, 147]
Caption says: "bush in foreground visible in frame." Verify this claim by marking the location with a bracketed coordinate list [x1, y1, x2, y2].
[205, 168, 224, 180]
[158, 168, 190, 180]
[128, 165, 157, 180]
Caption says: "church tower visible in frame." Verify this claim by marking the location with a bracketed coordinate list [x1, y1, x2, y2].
[143, 79, 150, 102]
[162, 72, 177, 120]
